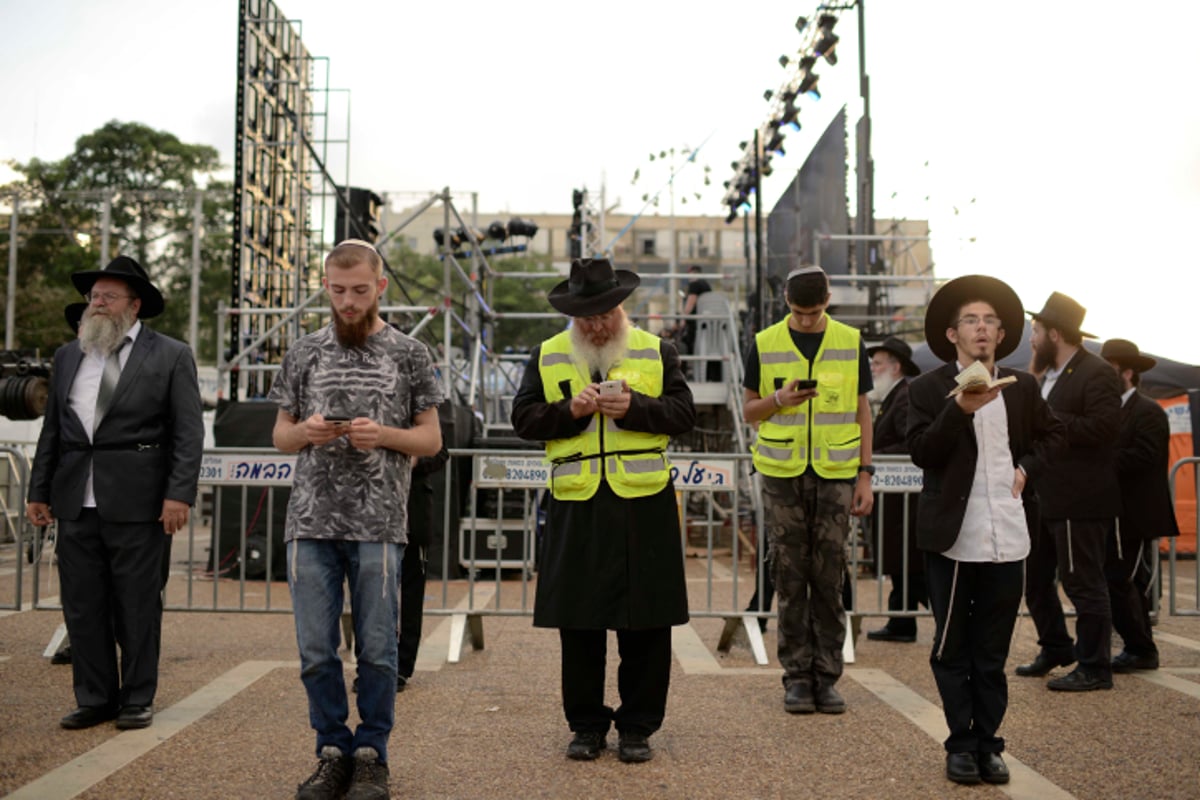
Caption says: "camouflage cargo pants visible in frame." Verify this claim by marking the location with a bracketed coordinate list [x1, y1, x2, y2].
[761, 472, 853, 688]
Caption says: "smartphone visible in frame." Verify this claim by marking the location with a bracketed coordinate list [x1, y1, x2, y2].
[325, 416, 352, 425]
[793, 379, 817, 391]
[598, 380, 623, 395]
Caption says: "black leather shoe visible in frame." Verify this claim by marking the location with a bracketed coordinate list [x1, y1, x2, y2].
[784, 682, 815, 714]
[866, 626, 916, 643]
[50, 645, 72, 665]
[1046, 668, 1113, 692]
[1015, 651, 1075, 677]
[566, 731, 606, 761]
[60, 705, 118, 730]
[977, 752, 1010, 784]
[946, 752, 981, 784]
[115, 705, 153, 730]
[1112, 650, 1159, 673]
[617, 733, 653, 763]
[814, 684, 846, 714]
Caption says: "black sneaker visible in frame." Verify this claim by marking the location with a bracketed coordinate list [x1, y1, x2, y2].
[566, 731, 606, 760]
[346, 747, 390, 800]
[296, 746, 352, 800]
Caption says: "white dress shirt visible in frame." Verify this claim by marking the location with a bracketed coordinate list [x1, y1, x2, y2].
[69, 320, 142, 507]
[943, 362, 1030, 563]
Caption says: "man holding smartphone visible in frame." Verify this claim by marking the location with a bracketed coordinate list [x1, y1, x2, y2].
[512, 257, 695, 764]
[741, 264, 874, 715]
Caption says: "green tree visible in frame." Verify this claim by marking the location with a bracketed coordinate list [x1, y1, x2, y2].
[2, 120, 228, 359]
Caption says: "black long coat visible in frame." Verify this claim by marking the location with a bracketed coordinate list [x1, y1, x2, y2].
[873, 379, 920, 576]
[511, 338, 695, 630]
[1039, 348, 1123, 520]
[906, 363, 1064, 554]
[1116, 391, 1181, 541]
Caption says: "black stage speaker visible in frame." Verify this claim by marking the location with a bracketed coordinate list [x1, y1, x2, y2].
[212, 400, 289, 580]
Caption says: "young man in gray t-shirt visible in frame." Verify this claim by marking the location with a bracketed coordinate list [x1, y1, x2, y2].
[269, 240, 442, 800]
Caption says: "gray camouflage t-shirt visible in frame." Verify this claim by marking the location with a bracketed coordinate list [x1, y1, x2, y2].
[268, 324, 443, 544]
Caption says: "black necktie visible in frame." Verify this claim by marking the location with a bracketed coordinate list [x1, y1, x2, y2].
[94, 337, 130, 433]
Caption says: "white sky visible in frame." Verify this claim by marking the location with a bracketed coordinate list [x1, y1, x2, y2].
[2, 0, 1198, 362]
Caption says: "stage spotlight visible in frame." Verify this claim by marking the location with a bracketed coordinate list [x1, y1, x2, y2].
[486, 220, 508, 241]
[458, 226, 486, 245]
[778, 54, 790, 68]
[795, 16, 808, 33]
[796, 56, 820, 98]
[814, 14, 839, 65]
[766, 130, 786, 155]
[508, 217, 538, 238]
[779, 100, 800, 131]
[763, 89, 773, 102]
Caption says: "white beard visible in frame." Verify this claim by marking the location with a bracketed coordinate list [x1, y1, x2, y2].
[867, 371, 899, 405]
[570, 320, 630, 379]
[78, 306, 136, 356]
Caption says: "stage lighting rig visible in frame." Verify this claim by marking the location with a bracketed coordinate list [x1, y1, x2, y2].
[814, 14, 840, 65]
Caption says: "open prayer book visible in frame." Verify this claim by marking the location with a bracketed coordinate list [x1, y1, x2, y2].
[946, 360, 1017, 398]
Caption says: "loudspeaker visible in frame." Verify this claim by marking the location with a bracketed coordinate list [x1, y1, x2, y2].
[212, 400, 289, 580]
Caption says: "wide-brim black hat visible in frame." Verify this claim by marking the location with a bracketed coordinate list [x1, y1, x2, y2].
[1101, 338, 1156, 373]
[64, 302, 87, 333]
[70, 255, 164, 319]
[924, 275, 1024, 363]
[548, 258, 640, 317]
[866, 336, 920, 377]
[1027, 291, 1094, 339]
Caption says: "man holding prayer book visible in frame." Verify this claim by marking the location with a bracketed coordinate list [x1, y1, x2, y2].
[906, 275, 1063, 786]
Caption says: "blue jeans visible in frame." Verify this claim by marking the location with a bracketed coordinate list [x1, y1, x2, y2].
[288, 539, 401, 762]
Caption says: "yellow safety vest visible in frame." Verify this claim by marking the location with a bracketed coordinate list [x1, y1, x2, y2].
[751, 315, 862, 479]
[538, 327, 670, 500]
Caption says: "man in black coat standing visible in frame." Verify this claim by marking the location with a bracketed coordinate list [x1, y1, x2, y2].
[511, 259, 695, 764]
[1101, 338, 1181, 672]
[907, 275, 1063, 785]
[27, 256, 205, 731]
[864, 336, 925, 643]
[1016, 292, 1123, 692]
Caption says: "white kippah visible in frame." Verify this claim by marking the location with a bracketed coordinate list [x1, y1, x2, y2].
[333, 239, 378, 253]
[786, 264, 826, 281]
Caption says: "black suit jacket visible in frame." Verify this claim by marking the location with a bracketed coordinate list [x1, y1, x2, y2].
[874, 379, 910, 455]
[1116, 391, 1181, 540]
[907, 363, 1065, 554]
[873, 379, 919, 574]
[1039, 348, 1123, 520]
[29, 327, 205, 522]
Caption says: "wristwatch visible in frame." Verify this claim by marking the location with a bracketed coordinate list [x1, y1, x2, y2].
[857, 464, 876, 476]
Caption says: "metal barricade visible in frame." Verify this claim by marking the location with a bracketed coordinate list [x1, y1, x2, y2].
[1166, 456, 1200, 615]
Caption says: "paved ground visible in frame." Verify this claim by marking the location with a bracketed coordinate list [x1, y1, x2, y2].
[4, 556, 1200, 800]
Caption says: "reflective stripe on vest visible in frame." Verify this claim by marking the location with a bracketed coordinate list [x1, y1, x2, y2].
[751, 315, 862, 479]
[538, 327, 671, 500]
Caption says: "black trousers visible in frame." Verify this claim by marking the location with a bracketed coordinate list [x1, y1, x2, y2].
[56, 509, 168, 709]
[396, 544, 426, 679]
[925, 553, 1023, 754]
[1026, 518, 1113, 673]
[559, 627, 671, 737]
[1106, 528, 1157, 658]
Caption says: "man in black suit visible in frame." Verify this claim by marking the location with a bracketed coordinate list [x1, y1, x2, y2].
[1101, 338, 1181, 672]
[27, 256, 205, 730]
[907, 275, 1063, 785]
[864, 336, 926, 643]
[1016, 292, 1123, 692]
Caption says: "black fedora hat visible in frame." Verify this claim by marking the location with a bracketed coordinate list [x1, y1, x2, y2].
[548, 258, 640, 317]
[1101, 338, 1156, 374]
[924, 274, 1024, 363]
[1027, 291, 1094, 339]
[71, 255, 165, 319]
[64, 302, 87, 333]
[866, 336, 920, 377]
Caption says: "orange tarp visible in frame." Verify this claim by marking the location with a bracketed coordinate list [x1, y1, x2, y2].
[1161, 396, 1195, 555]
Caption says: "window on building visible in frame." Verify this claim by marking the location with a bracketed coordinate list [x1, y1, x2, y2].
[640, 236, 657, 257]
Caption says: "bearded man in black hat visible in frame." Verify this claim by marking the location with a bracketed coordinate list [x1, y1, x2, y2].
[511, 257, 695, 764]
[1101, 338, 1180, 673]
[27, 256, 205, 731]
[1016, 291, 1123, 692]
[864, 336, 927, 643]
[907, 275, 1063, 785]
